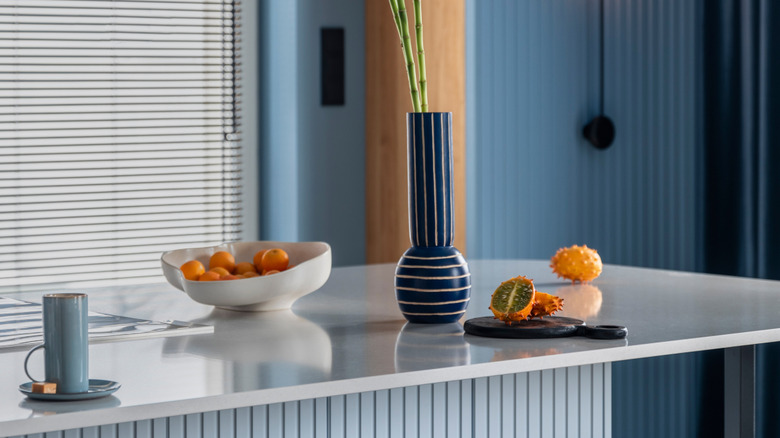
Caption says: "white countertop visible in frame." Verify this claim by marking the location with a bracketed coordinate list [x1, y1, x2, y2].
[2, 260, 780, 435]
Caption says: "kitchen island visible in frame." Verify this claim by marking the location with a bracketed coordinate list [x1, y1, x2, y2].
[2, 260, 779, 437]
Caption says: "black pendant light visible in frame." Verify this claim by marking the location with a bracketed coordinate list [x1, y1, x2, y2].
[584, 0, 615, 150]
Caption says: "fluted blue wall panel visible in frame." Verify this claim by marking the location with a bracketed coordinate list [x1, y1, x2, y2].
[466, 0, 700, 271]
[466, 0, 702, 437]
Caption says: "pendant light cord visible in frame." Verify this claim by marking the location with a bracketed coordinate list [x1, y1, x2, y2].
[600, 0, 605, 114]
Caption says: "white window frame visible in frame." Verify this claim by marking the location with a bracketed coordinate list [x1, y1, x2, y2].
[238, 0, 259, 242]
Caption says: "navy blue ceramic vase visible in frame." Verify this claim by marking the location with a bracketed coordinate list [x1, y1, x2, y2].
[395, 112, 471, 324]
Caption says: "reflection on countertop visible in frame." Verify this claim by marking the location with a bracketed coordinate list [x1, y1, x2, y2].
[395, 322, 470, 372]
[19, 396, 121, 418]
[555, 284, 603, 320]
[162, 308, 332, 390]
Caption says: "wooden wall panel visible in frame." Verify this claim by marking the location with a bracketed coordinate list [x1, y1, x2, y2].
[365, 0, 466, 263]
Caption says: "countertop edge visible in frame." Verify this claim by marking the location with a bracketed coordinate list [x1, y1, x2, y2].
[7, 327, 780, 436]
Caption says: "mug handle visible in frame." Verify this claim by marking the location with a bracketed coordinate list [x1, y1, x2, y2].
[24, 343, 45, 383]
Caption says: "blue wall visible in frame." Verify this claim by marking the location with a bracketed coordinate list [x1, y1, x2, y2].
[466, 0, 700, 271]
[259, 0, 365, 267]
[466, 0, 707, 436]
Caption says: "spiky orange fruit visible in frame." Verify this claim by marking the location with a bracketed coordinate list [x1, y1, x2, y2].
[550, 245, 602, 283]
[489, 276, 536, 325]
[529, 291, 564, 319]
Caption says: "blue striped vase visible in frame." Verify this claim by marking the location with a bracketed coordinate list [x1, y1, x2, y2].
[394, 112, 471, 324]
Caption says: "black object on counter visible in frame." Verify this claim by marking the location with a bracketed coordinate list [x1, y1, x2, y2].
[464, 316, 627, 340]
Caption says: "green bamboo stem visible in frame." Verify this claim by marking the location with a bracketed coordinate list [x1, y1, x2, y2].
[396, 0, 421, 112]
[388, 0, 403, 44]
[413, 0, 428, 112]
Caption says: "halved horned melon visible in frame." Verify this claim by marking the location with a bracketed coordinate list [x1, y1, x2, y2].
[530, 291, 564, 319]
[489, 276, 536, 325]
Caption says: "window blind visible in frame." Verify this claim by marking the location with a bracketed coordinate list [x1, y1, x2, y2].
[0, 0, 242, 292]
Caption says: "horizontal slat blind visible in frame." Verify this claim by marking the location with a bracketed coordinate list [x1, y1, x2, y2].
[0, 0, 242, 292]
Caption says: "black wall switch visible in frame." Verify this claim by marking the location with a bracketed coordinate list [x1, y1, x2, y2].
[321, 27, 345, 106]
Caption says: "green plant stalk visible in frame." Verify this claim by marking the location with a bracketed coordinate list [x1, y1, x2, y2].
[396, 0, 421, 112]
[388, 0, 403, 43]
[413, 0, 428, 112]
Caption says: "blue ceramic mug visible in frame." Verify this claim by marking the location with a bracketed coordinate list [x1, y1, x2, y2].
[24, 293, 89, 394]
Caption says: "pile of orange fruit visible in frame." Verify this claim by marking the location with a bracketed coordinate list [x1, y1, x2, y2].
[180, 248, 292, 282]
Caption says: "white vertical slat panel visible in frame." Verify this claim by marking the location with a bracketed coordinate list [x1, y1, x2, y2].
[235, 408, 252, 438]
[298, 399, 315, 438]
[567, 366, 580, 438]
[344, 393, 359, 438]
[218, 410, 233, 438]
[184, 414, 200, 438]
[201, 411, 217, 438]
[604, 362, 612, 438]
[403, 386, 418, 438]
[168, 415, 184, 438]
[487, 375, 502, 438]
[460, 379, 472, 438]
[329, 395, 345, 438]
[418, 384, 432, 438]
[501, 374, 515, 438]
[98, 425, 115, 438]
[359, 392, 375, 438]
[555, 367, 568, 437]
[515, 371, 529, 438]
[116, 422, 133, 438]
[267, 403, 283, 437]
[252, 405, 268, 438]
[389, 387, 404, 438]
[592, 363, 605, 438]
[580, 365, 593, 438]
[541, 369, 555, 437]
[314, 397, 328, 438]
[130, 420, 147, 438]
[431, 382, 446, 438]
[283, 401, 299, 438]
[153, 418, 167, 438]
[17, 363, 613, 438]
[445, 381, 461, 438]
[374, 389, 390, 438]
[528, 371, 542, 437]
[472, 377, 488, 437]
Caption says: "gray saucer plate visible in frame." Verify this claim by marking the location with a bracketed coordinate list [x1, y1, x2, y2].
[19, 379, 120, 401]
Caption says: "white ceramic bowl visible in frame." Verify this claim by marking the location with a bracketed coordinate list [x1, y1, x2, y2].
[161, 241, 332, 311]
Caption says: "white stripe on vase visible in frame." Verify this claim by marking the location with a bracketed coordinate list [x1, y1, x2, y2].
[431, 113, 438, 246]
[402, 254, 459, 260]
[397, 298, 470, 305]
[401, 310, 467, 316]
[421, 114, 428, 246]
[397, 263, 466, 269]
[396, 285, 471, 292]
[449, 113, 454, 244]
[436, 113, 448, 244]
[395, 273, 471, 280]
[412, 116, 420, 246]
